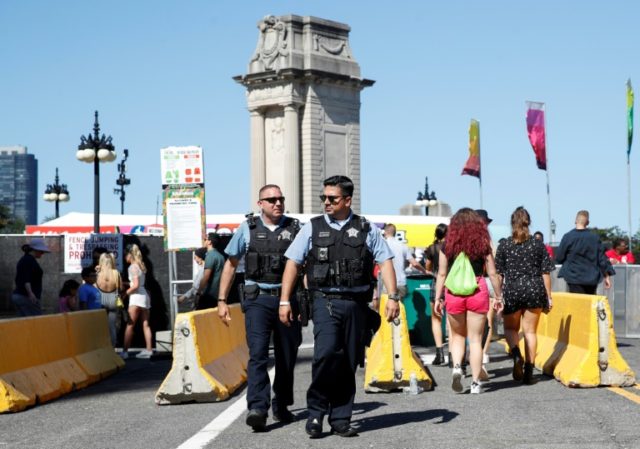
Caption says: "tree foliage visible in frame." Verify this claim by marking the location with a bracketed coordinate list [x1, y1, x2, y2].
[0, 204, 26, 234]
[591, 226, 639, 261]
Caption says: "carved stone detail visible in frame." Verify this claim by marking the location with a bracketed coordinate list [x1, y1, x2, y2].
[313, 34, 349, 58]
[270, 116, 285, 153]
[250, 15, 289, 70]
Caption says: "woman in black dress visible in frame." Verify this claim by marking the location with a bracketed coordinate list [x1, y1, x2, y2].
[424, 223, 448, 365]
[495, 207, 555, 384]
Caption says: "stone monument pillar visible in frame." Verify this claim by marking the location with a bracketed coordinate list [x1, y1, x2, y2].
[234, 15, 374, 213]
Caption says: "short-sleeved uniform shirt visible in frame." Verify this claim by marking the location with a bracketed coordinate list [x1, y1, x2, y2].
[284, 212, 393, 293]
[224, 215, 291, 289]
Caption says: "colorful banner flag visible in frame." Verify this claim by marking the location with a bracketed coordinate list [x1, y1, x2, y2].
[526, 101, 547, 170]
[627, 79, 634, 158]
[462, 119, 481, 178]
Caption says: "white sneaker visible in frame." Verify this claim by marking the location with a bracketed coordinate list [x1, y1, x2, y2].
[483, 353, 490, 364]
[470, 381, 482, 394]
[451, 365, 463, 393]
[136, 349, 154, 359]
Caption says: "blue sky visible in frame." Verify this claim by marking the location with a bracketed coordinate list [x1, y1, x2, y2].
[1, 1, 638, 242]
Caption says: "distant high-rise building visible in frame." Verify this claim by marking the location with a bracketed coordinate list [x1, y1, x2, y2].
[0, 146, 38, 225]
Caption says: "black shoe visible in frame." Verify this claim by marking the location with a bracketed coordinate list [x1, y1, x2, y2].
[272, 407, 294, 423]
[246, 409, 267, 432]
[461, 354, 468, 377]
[511, 347, 524, 381]
[305, 417, 323, 438]
[523, 362, 536, 385]
[330, 423, 359, 437]
[432, 348, 445, 366]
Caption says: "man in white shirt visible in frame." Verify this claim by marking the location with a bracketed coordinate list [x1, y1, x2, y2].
[380, 223, 427, 301]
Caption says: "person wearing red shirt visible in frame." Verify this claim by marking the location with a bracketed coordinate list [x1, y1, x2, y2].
[606, 239, 636, 264]
[534, 231, 554, 261]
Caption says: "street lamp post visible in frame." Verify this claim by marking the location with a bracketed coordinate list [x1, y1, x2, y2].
[550, 219, 557, 245]
[114, 149, 131, 215]
[416, 176, 438, 216]
[43, 167, 70, 218]
[76, 111, 117, 234]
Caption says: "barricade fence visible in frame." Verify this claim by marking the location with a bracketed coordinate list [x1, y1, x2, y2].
[551, 264, 640, 338]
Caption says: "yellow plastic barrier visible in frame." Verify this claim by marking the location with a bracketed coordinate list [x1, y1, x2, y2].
[67, 310, 124, 384]
[511, 293, 635, 388]
[0, 310, 121, 413]
[364, 295, 433, 392]
[155, 305, 249, 404]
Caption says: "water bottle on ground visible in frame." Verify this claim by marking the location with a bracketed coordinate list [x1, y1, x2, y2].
[408, 372, 421, 395]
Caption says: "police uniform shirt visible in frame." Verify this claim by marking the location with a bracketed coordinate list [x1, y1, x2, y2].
[224, 214, 293, 289]
[284, 212, 393, 292]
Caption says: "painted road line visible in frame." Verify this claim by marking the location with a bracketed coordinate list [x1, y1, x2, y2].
[633, 384, 640, 391]
[177, 367, 276, 449]
[607, 387, 640, 405]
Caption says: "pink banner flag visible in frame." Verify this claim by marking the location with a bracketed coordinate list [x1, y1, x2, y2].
[526, 101, 547, 170]
[462, 119, 481, 178]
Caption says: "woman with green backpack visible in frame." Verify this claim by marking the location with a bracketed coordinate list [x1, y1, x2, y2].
[433, 208, 504, 394]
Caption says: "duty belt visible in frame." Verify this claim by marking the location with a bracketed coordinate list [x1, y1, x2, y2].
[259, 287, 281, 296]
[312, 291, 370, 302]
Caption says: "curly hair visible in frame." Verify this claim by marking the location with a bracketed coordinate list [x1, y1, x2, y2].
[444, 208, 492, 261]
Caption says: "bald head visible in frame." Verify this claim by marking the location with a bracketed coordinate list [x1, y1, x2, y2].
[576, 210, 589, 228]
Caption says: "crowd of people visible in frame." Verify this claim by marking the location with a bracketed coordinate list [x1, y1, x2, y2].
[12, 241, 154, 359]
[9, 174, 635, 437]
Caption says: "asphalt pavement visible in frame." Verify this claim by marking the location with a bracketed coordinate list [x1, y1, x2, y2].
[1, 339, 639, 449]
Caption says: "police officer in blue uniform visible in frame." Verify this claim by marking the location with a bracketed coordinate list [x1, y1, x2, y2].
[217, 184, 302, 432]
[279, 175, 400, 438]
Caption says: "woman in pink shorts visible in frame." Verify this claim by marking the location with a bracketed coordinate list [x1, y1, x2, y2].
[434, 208, 504, 394]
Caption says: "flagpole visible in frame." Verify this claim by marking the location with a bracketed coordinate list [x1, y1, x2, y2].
[545, 106, 552, 242]
[627, 79, 634, 247]
[546, 169, 552, 243]
[478, 121, 483, 208]
[628, 155, 632, 246]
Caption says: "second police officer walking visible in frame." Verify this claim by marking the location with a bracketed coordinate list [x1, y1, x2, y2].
[217, 184, 302, 432]
[280, 175, 400, 438]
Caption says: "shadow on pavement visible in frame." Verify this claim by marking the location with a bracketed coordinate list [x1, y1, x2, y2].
[56, 357, 174, 401]
[355, 408, 459, 431]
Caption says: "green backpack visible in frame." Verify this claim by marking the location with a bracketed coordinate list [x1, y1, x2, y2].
[444, 252, 478, 296]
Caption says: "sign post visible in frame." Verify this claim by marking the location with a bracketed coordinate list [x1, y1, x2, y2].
[160, 146, 206, 339]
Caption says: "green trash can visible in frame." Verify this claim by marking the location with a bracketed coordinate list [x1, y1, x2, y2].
[404, 275, 446, 347]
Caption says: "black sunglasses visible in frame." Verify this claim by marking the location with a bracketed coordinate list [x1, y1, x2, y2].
[319, 194, 344, 204]
[260, 196, 285, 204]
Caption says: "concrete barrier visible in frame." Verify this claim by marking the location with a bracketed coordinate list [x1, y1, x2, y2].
[0, 310, 122, 413]
[513, 292, 635, 388]
[66, 310, 125, 384]
[364, 295, 433, 392]
[155, 305, 249, 405]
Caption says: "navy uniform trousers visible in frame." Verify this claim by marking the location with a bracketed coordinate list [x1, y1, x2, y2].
[243, 293, 301, 414]
[307, 294, 369, 427]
